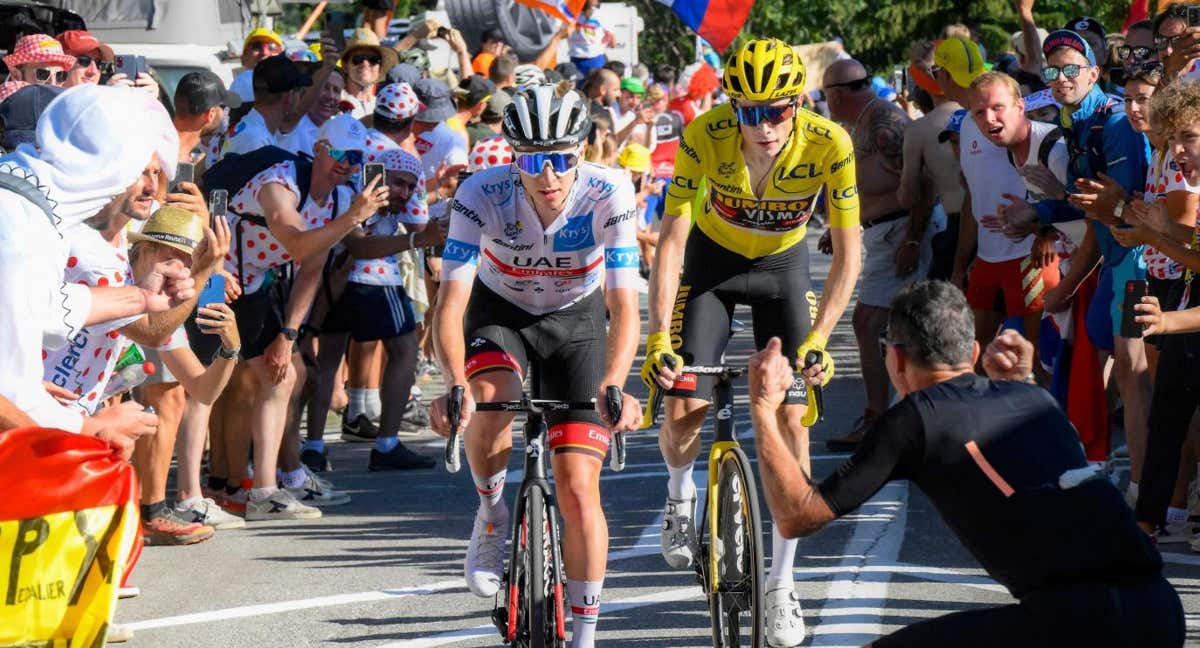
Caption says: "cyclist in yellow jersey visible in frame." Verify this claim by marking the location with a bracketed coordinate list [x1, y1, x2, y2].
[639, 38, 863, 647]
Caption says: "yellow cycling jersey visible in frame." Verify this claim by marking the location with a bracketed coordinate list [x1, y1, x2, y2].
[665, 103, 860, 259]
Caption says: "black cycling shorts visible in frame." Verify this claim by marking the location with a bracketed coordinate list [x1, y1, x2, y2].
[322, 282, 416, 342]
[463, 280, 608, 459]
[875, 575, 1184, 648]
[187, 272, 292, 362]
[667, 229, 814, 404]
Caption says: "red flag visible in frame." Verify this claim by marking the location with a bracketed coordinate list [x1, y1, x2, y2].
[1125, 0, 1150, 31]
[514, 0, 587, 24]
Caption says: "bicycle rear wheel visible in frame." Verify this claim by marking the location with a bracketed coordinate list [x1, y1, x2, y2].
[708, 447, 764, 648]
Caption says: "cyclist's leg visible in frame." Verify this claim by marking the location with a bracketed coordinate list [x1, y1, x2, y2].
[462, 329, 526, 518]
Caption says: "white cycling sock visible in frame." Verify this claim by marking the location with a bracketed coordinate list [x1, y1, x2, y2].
[766, 524, 798, 591]
[365, 389, 382, 419]
[347, 388, 367, 420]
[667, 463, 696, 501]
[568, 578, 603, 648]
[473, 470, 508, 522]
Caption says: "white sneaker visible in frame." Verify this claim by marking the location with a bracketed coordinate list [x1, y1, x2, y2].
[1155, 520, 1194, 544]
[764, 587, 807, 648]
[464, 512, 507, 597]
[287, 473, 352, 507]
[176, 497, 246, 530]
[302, 464, 335, 491]
[661, 496, 696, 569]
[245, 489, 322, 521]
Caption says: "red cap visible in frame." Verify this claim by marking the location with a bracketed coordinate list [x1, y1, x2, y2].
[55, 30, 114, 61]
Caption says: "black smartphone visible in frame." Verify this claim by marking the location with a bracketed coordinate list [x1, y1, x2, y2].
[1188, 5, 1200, 27]
[325, 13, 346, 53]
[1120, 279, 1148, 338]
[171, 162, 195, 194]
[363, 162, 386, 193]
[437, 26, 451, 39]
[209, 188, 228, 229]
[114, 54, 145, 80]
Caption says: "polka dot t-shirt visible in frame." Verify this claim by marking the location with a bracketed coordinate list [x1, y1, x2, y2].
[223, 161, 315, 293]
[1142, 149, 1199, 281]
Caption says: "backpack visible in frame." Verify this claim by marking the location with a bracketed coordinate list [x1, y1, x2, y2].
[200, 146, 315, 290]
[1036, 127, 1064, 169]
[0, 170, 57, 227]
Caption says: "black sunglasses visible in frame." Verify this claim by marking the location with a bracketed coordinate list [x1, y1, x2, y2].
[1116, 45, 1154, 62]
[1155, 34, 1185, 52]
[823, 76, 870, 91]
[350, 53, 382, 66]
[31, 68, 67, 83]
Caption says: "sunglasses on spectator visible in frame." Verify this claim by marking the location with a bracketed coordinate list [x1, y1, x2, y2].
[29, 68, 67, 83]
[326, 146, 363, 166]
[1116, 45, 1154, 61]
[514, 150, 581, 176]
[350, 53, 382, 66]
[878, 329, 906, 350]
[1155, 34, 1184, 52]
[732, 99, 797, 127]
[74, 55, 113, 74]
[248, 41, 281, 54]
[1041, 64, 1091, 82]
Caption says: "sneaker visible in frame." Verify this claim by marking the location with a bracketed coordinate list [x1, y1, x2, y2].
[369, 442, 436, 470]
[764, 587, 807, 647]
[286, 473, 352, 506]
[142, 508, 215, 546]
[465, 512, 508, 597]
[1155, 520, 1194, 544]
[342, 413, 379, 441]
[400, 398, 431, 432]
[219, 487, 248, 515]
[300, 447, 331, 472]
[302, 464, 336, 491]
[106, 623, 134, 643]
[825, 412, 877, 452]
[176, 497, 246, 530]
[245, 488, 322, 521]
[661, 496, 697, 569]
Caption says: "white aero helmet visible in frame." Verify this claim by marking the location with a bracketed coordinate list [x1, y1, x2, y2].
[501, 83, 591, 152]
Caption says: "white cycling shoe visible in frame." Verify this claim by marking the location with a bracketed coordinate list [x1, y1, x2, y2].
[660, 496, 697, 569]
[465, 512, 508, 597]
[765, 587, 807, 648]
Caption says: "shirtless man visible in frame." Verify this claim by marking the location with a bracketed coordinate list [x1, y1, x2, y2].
[820, 58, 933, 450]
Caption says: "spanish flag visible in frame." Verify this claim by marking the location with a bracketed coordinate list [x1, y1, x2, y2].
[0, 428, 142, 647]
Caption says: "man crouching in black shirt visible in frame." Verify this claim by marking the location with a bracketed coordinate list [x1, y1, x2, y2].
[749, 280, 1183, 648]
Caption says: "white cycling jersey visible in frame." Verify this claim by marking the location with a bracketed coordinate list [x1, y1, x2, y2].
[441, 162, 640, 315]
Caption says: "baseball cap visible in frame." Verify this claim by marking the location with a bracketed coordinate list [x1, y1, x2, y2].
[555, 61, 582, 84]
[456, 74, 496, 108]
[933, 38, 985, 89]
[127, 206, 204, 256]
[937, 108, 968, 143]
[0, 85, 64, 149]
[55, 30, 114, 60]
[318, 113, 367, 151]
[481, 90, 512, 122]
[1064, 17, 1106, 44]
[620, 76, 645, 95]
[412, 77, 455, 122]
[252, 54, 313, 94]
[1042, 30, 1096, 66]
[175, 70, 241, 113]
[244, 28, 283, 51]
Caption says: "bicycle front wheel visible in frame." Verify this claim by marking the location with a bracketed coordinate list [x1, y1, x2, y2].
[518, 487, 561, 648]
[708, 447, 764, 648]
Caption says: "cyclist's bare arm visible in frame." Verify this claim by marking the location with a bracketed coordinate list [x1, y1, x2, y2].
[434, 278, 472, 389]
[812, 144, 863, 340]
[602, 286, 639, 388]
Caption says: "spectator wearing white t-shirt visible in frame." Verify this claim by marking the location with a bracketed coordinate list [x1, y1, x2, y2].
[338, 28, 397, 119]
[305, 148, 443, 471]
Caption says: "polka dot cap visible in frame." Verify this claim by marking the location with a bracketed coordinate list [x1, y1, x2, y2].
[380, 148, 422, 177]
[468, 135, 514, 174]
[374, 82, 421, 121]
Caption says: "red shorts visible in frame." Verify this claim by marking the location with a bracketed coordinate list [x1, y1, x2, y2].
[966, 257, 1060, 316]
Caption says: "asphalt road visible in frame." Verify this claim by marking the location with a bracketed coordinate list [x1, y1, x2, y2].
[117, 232, 1200, 647]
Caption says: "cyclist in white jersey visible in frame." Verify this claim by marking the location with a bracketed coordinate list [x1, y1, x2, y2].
[430, 83, 643, 648]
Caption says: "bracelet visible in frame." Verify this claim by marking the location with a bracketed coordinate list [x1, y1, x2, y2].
[217, 345, 240, 360]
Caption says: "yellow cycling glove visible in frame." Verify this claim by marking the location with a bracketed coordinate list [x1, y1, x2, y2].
[640, 331, 683, 390]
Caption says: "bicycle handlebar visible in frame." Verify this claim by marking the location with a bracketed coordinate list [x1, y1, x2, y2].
[605, 386, 625, 472]
[643, 357, 749, 429]
[445, 385, 465, 473]
[802, 350, 825, 427]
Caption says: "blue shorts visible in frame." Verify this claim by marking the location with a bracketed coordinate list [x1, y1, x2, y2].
[322, 282, 416, 342]
[642, 176, 669, 227]
[1085, 249, 1148, 351]
[571, 55, 607, 77]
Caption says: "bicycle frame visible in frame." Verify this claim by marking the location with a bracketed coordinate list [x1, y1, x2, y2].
[704, 370, 739, 593]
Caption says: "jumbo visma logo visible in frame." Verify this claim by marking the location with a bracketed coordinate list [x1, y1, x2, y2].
[554, 214, 595, 252]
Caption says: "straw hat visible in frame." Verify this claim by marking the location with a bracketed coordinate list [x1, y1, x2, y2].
[340, 28, 398, 78]
[128, 206, 205, 256]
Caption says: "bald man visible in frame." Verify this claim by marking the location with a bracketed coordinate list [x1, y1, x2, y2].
[820, 58, 933, 450]
[582, 67, 620, 116]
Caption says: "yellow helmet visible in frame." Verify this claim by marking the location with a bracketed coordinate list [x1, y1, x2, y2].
[722, 39, 806, 101]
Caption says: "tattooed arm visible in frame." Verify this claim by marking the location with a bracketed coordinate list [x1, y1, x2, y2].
[853, 103, 911, 219]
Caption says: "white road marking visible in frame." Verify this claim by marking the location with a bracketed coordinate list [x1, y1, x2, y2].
[809, 482, 908, 647]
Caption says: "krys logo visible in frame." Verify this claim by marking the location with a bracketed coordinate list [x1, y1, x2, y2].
[482, 178, 514, 206]
[587, 176, 616, 200]
[554, 214, 595, 252]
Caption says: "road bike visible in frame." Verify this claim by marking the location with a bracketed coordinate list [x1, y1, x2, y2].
[444, 385, 625, 648]
[645, 351, 824, 647]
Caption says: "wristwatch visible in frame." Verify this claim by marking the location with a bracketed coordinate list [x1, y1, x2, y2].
[217, 345, 240, 360]
[280, 327, 300, 341]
